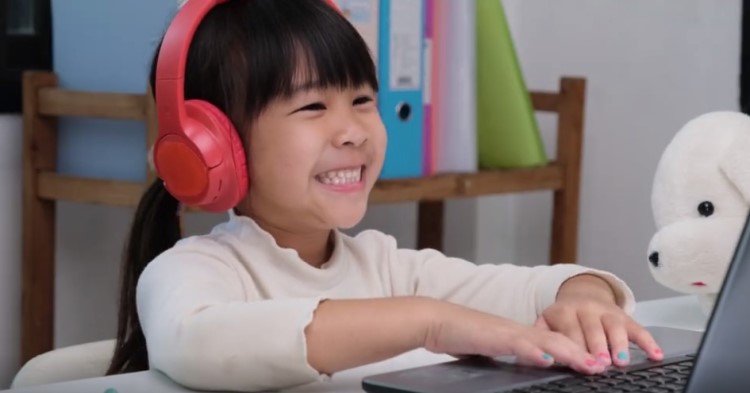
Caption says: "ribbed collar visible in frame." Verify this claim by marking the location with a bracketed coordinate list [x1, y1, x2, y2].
[217, 212, 350, 292]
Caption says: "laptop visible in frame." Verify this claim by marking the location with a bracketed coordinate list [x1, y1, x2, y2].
[362, 210, 750, 393]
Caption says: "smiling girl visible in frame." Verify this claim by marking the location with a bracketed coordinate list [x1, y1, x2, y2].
[106, 1, 662, 391]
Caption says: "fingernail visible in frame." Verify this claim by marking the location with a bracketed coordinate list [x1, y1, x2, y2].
[585, 357, 598, 367]
[542, 353, 553, 361]
[617, 351, 629, 362]
[598, 352, 611, 365]
[654, 347, 663, 355]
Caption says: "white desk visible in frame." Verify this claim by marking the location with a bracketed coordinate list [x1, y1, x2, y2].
[633, 294, 708, 332]
[1, 295, 709, 393]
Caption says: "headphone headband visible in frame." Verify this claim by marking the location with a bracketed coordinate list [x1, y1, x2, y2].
[155, 0, 228, 138]
[155, 0, 340, 138]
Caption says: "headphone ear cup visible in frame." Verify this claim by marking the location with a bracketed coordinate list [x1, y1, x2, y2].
[204, 103, 248, 194]
[155, 100, 248, 212]
[184, 100, 249, 211]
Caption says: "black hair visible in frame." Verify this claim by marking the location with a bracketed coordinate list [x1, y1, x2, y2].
[107, 0, 377, 374]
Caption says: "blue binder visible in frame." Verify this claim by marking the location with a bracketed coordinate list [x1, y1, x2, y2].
[377, 0, 425, 179]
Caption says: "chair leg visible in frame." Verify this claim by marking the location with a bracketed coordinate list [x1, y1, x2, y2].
[550, 78, 586, 265]
[417, 200, 444, 251]
[21, 71, 59, 363]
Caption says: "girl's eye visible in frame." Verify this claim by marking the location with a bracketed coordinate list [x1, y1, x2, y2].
[354, 96, 374, 106]
[300, 102, 326, 111]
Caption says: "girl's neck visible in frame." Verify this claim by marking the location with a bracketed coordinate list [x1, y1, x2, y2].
[273, 227, 335, 268]
[240, 212, 335, 268]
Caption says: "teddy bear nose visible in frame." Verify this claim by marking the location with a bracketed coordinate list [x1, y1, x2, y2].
[649, 252, 660, 267]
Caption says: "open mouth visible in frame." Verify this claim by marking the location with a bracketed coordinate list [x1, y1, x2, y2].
[315, 166, 365, 186]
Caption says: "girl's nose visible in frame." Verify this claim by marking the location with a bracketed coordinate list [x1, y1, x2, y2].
[333, 115, 368, 147]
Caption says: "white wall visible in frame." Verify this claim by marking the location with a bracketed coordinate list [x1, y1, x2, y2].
[484, 0, 743, 301]
[48, 0, 741, 365]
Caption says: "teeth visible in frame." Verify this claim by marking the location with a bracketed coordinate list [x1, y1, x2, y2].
[317, 167, 362, 185]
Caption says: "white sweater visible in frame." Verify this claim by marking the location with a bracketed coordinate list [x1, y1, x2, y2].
[136, 214, 635, 392]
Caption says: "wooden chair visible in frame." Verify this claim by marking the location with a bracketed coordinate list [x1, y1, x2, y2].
[20, 70, 586, 364]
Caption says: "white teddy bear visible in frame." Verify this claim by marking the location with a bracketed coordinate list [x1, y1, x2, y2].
[648, 111, 750, 314]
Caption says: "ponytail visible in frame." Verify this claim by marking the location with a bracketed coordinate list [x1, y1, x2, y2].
[107, 179, 182, 374]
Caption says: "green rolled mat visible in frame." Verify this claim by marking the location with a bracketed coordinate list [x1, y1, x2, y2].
[476, 0, 547, 168]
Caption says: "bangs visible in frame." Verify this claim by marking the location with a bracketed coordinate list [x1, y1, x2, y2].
[287, 35, 379, 97]
[243, 0, 379, 114]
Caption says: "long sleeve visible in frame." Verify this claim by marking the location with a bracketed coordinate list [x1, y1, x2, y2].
[135, 216, 637, 392]
[136, 244, 325, 392]
[383, 237, 635, 326]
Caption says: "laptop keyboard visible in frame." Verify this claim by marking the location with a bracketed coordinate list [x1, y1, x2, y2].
[509, 357, 693, 393]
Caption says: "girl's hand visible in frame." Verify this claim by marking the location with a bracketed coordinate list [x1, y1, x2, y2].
[422, 299, 608, 375]
[537, 274, 664, 368]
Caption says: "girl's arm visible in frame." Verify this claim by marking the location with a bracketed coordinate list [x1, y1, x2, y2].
[304, 297, 433, 375]
[388, 246, 635, 326]
[304, 296, 600, 376]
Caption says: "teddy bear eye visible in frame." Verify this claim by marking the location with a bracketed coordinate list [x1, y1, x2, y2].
[698, 201, 714, 217]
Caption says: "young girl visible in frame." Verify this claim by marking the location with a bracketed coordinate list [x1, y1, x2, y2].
[107, 0, 663, 391]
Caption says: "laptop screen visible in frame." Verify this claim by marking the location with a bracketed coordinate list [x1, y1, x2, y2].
[686, 210, 750, 392]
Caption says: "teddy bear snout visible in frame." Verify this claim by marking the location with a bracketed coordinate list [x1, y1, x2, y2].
[648, 251, 659, 267]
[648, 217, 744, 295]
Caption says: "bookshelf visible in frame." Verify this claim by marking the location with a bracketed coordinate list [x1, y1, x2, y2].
[20, 71, 585, 363]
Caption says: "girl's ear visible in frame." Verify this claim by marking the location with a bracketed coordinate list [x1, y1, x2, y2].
[719, 130, 750, 204]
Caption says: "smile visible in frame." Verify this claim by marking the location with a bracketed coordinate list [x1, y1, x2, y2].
[315, 166, 364, 186]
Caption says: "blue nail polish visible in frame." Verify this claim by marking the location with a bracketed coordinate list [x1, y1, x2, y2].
[617, 351, 628, 361]
[542, 353, 553, 361]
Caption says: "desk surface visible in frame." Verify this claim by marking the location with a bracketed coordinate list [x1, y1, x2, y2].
[633, 294, 708, 332]
[1, 295, 710, 393]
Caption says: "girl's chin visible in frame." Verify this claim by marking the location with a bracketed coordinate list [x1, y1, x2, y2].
[327, 208, 367, 230]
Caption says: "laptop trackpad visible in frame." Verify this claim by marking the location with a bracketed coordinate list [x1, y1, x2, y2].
[365, 357, 572, 393]
[643, 325, 703, 356]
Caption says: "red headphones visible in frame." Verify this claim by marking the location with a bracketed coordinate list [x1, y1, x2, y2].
[153, 0, 340, 212]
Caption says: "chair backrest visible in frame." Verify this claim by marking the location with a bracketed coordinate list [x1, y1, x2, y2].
[11, 339, 115, 388]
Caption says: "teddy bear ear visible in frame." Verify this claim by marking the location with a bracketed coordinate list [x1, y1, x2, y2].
[719, 129, 750, 204]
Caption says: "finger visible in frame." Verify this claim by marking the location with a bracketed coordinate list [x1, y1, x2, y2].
[537, 331, 604, 375]
[549, 316, 587, 351]
[534, 316, 551, 331]
[579, 313, 611, 366]
[627, 320, 664, 361]
[603, 314, 631, 367]
[512, 339, 556, 368]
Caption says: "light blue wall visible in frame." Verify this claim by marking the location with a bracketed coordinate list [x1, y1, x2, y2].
[51, 0, 176, 181]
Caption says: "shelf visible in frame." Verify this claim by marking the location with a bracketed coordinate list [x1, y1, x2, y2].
[35, 164, 563, 207]
[371, 165, 563, 203]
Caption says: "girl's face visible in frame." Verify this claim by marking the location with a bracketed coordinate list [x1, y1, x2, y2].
[242, 82, 386, 232]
